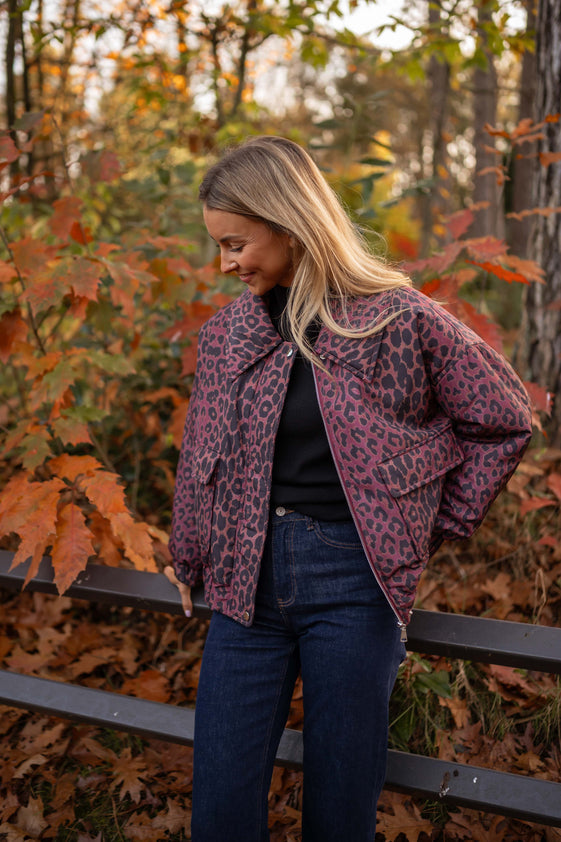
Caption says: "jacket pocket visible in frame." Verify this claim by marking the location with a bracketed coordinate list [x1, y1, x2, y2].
[192, 446, 220, 559]
[378, 426, 464, 558]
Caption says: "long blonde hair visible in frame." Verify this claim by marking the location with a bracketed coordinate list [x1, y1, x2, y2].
[199, 135, 411, 364]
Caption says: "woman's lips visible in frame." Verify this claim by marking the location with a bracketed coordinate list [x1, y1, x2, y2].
[239, 273, 255, 283]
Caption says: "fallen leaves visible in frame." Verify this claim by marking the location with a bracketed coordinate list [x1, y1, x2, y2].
[1, 445, 560, 840]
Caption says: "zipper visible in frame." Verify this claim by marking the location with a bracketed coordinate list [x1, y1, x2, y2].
[312, 365, 409, 644]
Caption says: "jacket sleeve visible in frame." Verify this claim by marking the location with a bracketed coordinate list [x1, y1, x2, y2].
[168, 379, 203, 587]
[428, 338, 533, 554]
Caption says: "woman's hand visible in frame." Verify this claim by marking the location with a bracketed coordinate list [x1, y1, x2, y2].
[164, 565, 193, 618]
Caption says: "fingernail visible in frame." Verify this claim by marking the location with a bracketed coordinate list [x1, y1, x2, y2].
[185, 609, 192, 618]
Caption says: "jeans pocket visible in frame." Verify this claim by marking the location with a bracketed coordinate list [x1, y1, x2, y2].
[312, 519, 363, 549]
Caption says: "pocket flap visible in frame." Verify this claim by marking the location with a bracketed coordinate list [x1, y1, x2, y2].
[192, 447, 220, 484]
[378, 427, 464, 497]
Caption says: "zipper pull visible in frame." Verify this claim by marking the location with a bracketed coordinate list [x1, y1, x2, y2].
[398, 622, 408, 644]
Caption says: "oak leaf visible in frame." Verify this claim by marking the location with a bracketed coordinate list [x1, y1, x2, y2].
[455, 300, 503, 352]
[376, 794, 434, 842]
[519, 498, 556, 516]
[109, 512, 157, 571]
[540, 151, 561, 166]
[87, 510, 123, 567]
[481, 572, 512, 601]
[0, 311, 28, 363]
[14, 754, 49, 779]
[51, 503, 96, 593]
[0, 258, 16, 283]
[55, 255, 104, 300]
[152, 798, 189, 834]
[523, 381, 553, 416]
[49, 454, 103, 483]
[111, 748, 147, 803]
[439, 695, 470, 729]
[446, 208, 474, 239]
[15, 795, 48, 838]
[79, 470, 130, 516]
[49, 196, 83, 240]
[5, 645, 47, 674]
[120, 669, 170, 703]
[19, 260, 71, 312]
[501, 255, 545, 284]
[468, 260, 528, 284]
[0, 134, 20, 163]
[1, 477, 65, 585]
[464, 237, 507, 260]
[51, 416, 93, 447]
[123, 812, 163, 842]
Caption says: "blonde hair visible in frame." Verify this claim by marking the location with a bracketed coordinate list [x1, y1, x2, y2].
[199, 135, 411, 365]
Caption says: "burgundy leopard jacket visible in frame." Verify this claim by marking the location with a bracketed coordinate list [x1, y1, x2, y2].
[169, 285, 532, 630]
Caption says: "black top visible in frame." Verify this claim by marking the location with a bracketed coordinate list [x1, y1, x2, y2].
[267, 285, 352, 521]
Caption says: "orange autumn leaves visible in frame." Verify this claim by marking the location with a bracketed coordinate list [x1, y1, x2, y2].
[0, 142, 232, 594]
[0, 457, 156, 591]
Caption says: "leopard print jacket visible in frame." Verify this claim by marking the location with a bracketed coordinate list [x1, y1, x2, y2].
[169, 285, 532, 629]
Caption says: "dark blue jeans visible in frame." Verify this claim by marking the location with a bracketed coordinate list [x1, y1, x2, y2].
[191, 510, 405, 842]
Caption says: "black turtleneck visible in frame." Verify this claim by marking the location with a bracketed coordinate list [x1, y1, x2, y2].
[267, 285, 352, 521]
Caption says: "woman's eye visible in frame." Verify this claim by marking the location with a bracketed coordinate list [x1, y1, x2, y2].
[230, 245, 242, 253]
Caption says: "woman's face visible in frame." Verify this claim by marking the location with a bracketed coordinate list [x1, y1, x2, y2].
[203, 207, 294, 297]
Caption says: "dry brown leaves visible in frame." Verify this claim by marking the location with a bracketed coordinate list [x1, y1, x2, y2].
[1, 447, 560, 840]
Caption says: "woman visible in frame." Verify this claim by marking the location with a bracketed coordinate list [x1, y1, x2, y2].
[165, 136, 532, 842]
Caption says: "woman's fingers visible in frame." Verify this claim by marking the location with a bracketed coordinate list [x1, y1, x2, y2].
[163, 565, 193, 618]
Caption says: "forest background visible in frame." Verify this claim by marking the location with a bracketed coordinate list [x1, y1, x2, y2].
[1, 0, 561, 840]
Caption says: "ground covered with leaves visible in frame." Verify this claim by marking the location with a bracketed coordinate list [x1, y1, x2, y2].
[1, 448, 561, 842]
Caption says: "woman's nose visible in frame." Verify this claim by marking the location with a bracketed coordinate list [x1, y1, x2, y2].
[221, 253, 238, 274]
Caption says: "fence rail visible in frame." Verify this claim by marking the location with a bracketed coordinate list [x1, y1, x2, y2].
[1, 550, 560, 827]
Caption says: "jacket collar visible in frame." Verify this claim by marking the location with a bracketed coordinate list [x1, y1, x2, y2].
[227, 291, 283, 378]
[227, 289, 386, 383]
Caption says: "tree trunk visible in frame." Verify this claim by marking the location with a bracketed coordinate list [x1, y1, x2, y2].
[471, 0, 503, 241]
[507, 0, 537, 258]
[6, 0, 18, 129]
[419, 0, 450, 257]
[521, 0, 561, 444]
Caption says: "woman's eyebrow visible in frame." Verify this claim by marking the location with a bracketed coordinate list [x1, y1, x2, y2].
[218, 234, 244, 243]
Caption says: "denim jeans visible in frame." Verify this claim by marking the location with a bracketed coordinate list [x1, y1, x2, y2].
[191, 510, 405, 842]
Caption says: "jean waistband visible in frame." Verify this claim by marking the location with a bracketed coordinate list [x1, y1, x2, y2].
[271, 505, 305, 521]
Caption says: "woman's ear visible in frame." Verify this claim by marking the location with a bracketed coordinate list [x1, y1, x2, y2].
[288, 235, 296, 248]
